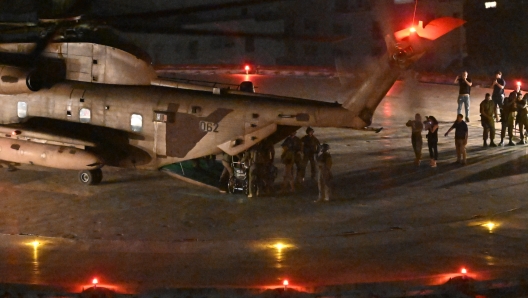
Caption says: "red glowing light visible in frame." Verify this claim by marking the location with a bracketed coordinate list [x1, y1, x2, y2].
[461, 268, 467, 274]
[92, 278, 98, 285]
[244, 65, 250, 71]
[409, 27, 416, 33]
[517, 81, 521, 86]
[283, 280, 289, 286]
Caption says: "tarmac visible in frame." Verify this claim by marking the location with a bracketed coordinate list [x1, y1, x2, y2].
[2, 74, 528, 297]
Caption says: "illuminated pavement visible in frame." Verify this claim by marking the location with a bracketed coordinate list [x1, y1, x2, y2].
[2, 77, 528, 296]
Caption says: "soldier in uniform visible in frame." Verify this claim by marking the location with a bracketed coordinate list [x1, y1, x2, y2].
[300, 127, 321, 182]
[406, 113, 424, 165]
[244, 142, 269, 198]
[280, 144, 295, 193]
[479, 93, 497, 147]
[315, 143, 332, 202]
[259, 138, 276, 195]
[516, 93, 528, 145]
[281, 130, 303, 187]
[498, 91, 517, 146]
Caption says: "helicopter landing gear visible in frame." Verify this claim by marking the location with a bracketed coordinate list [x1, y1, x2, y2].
[79, 168, 103, 185]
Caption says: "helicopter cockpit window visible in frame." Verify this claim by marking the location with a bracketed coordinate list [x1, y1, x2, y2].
[17, 102, 27, 118]
[79, 108, 91, 123]
[131, 114, 143, 132]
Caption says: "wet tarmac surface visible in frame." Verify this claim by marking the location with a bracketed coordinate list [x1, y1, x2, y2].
[2, 77, 528, 295]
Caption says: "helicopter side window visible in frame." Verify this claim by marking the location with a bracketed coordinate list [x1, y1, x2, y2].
[131, 114, 143, 132]
[17, 102, 27, 118]
[79, 108, 91, 123]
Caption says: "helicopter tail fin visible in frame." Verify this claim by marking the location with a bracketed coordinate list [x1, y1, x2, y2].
[341, 17, 465, 128]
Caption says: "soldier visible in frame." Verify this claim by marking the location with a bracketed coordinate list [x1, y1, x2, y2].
[406, 113, 424, 165]
[492, 71, 506, 122]
[516, 93, 528, 145]
[300, 127, 321, 182]
[259, 138, 276, 195]
[498, 91, 517, 146]
[280, 144, 295, 194]
[281, 130, 303, 187]
[480, 93, 497, 147]
[315, 143, 332, 202]
[244, 142, 269, 198]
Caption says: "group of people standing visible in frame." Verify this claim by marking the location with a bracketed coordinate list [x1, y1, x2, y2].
[406, 114, 440, 167]
[219, 127, 333, 202]
[408, 70, 528, 167]
[280, 127, 332, 202]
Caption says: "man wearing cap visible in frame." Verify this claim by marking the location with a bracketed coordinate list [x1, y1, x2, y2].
[300, 127, 321, 182]
[315, 143, 332, 202]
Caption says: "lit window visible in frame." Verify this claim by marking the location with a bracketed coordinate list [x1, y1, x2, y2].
[79, 108, 91, 123]
[485, 1, 497, 9]
[131, 114, 143, 132]
[17, 102, 27, 118]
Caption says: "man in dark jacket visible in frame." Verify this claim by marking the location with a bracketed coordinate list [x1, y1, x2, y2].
[445, 114, 468, 164]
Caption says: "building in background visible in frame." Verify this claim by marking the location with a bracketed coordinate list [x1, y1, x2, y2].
[112, 0, 466, 71]
[0, 0, 467, 71]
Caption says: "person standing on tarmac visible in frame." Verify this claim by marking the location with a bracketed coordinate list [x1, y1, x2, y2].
[406, 113, 424, 166]
[424, 116, 439, 167]
[281, 131, 303, 187]
[244, 142, 268, 198]
[300, 127, 321, 182]
[499, 91, 517, 146]
[445, 114, 468, 165]
[492, 71, 506, 122]
[314, 143, 332, 202]
[480, 93, 497, 147]
[516, 93, 528, 145]
[280, 144, 295, 194]
[454, 71, 472, 122]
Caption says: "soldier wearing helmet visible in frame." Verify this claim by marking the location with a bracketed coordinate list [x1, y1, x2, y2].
[315, 143, 332, 202]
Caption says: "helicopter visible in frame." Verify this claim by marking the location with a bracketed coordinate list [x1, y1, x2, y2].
[0, 2, 465, 185]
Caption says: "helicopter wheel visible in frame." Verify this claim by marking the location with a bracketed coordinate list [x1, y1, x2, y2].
[227, 176, 236, 194]
[79, 168, 103, 185]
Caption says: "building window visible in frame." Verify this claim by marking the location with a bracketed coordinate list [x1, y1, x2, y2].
[79, 108, 91, 123]
[17, 102, 27, 118]
[131, 114, 143, 132]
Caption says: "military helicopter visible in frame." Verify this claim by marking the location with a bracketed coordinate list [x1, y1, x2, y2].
[0, 1, 465, 185]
